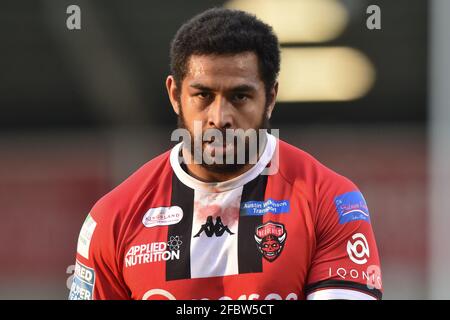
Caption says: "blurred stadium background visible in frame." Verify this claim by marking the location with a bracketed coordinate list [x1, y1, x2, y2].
[0, 0, 447, 299]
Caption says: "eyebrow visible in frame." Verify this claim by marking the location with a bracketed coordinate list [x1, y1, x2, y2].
[189, 83, 257, 92]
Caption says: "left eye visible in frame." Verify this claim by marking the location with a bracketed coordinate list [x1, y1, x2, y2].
[232, 94, 247, 102]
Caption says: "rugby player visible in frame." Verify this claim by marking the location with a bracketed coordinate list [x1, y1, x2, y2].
[69, 8, 382, 300]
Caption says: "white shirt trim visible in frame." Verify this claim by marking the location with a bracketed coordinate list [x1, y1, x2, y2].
[306, 288, 377, 300]
[170, 132, 276, 192]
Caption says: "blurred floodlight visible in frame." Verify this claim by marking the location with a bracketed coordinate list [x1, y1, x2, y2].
[225, 0, 349, 43]
[277, 47, 376, 102]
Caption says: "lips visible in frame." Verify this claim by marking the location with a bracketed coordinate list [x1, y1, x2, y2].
[204, 138, 233, 146]
[204, 141, 229, 147]
[203, 141, 235, 154]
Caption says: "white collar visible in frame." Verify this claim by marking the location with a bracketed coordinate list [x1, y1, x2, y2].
[170, 132, 276, 192]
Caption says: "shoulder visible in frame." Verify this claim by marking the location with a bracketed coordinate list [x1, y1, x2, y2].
[276, 139, 367, 232]
[74, 150, 173, 270]
[277, 139, 356, 194]
[88, 149, 173, 226]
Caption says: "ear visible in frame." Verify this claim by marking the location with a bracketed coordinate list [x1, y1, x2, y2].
[266, 82, 278, 119]
[166, 75, 180, 115]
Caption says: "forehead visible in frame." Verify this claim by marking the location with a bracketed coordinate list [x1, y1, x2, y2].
[184, 52, 262, 89]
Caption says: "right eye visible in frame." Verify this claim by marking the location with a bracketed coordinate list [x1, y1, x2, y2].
[196, 92, 211, 99]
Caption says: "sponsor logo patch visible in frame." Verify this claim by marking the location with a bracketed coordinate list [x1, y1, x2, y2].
[347, 233, 370, 265]
[77, 214, 97, 259]
[141, 289, 298, 300]
[125, 236, 182, 268]
[193, 216, 234, 238]
[254, 221, 287, 262]
[328, 265, 382, 290]
[334, 191, 370, 224]
[69, 260, 95, 300]
[240, 199, 290, 216]
[142, 206, 183, 228]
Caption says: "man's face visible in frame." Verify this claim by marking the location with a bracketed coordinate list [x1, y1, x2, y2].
[168, 52, 276, 173]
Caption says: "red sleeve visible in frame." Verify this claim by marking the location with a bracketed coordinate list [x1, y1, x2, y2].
[69, 198, 130, 300]
[306, 172, 383, 300]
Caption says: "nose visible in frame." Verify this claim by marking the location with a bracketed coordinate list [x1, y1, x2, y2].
[208, 96, 232, 129]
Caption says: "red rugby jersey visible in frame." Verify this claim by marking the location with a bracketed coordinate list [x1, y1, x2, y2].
[69, 134, 382, 300]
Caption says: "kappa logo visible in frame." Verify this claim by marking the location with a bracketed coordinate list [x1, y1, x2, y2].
[142, 206, 183, 228]
[254, 221, 287, 262]
[193, 216, 234, 238]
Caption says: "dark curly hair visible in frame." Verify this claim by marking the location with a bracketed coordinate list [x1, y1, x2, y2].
[170, 8, 280, 100]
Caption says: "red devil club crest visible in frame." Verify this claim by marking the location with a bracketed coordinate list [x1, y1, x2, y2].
[254, 221, 287, 262]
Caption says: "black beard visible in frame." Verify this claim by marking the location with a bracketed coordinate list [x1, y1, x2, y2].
[176, 103, 271, 174]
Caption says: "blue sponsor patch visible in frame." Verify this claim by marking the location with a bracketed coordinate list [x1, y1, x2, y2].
[334, 191, 370, 224]
[240, 199, 290, 216]
[69, 260, 95, 300]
